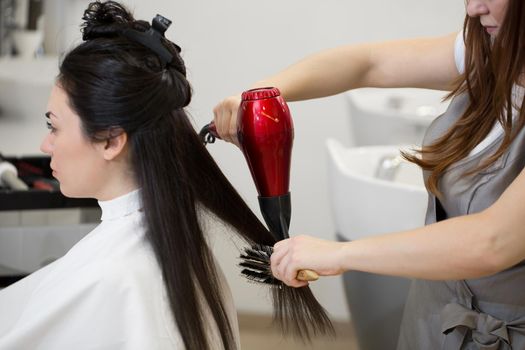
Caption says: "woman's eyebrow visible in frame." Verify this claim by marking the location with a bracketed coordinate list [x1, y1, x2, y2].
[45, 111, 59, 119]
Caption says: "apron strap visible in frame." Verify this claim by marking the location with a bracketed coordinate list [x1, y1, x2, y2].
[440, 281, 525, 349]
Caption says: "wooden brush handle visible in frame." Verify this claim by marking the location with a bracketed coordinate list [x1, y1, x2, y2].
[296, 269, 319, 281]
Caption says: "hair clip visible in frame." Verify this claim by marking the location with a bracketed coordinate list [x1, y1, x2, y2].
[123, 14, 175, 66]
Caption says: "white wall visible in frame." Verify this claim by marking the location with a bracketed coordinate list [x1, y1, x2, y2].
[6, 0, 466, 321]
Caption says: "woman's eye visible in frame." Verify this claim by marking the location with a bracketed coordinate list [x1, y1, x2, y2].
[46, 120, 57, 133]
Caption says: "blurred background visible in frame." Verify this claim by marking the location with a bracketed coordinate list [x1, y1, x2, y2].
[0, 0, 465, 348]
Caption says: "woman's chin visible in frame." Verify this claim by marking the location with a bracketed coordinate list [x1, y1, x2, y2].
[59, 186, 86, 199]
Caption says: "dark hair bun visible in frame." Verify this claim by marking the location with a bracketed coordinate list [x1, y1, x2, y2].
[81, 1, 135, 41]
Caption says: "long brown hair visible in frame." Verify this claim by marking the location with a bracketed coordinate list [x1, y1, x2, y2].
[59, 1, 333, 349]
[404, 0, 525, 197]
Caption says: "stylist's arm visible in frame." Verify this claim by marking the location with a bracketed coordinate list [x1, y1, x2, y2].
[270, 168, 525, 287]
[213, 34, 456, 144]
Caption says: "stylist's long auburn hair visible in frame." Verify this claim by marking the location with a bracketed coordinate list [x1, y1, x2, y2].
[404, 0, 525, 197]
[58, 1, 332, 349]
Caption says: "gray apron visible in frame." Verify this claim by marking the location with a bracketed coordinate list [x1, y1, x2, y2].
[397, 94, 525, 350]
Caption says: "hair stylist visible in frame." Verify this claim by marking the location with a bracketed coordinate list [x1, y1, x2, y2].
[213, 0, 525, 348]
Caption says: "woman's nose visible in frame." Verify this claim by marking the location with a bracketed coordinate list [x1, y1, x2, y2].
[466, 0, 489, 18]
[40, 133, 53, 155]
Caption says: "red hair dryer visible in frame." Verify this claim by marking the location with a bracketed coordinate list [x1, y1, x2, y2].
[200, 87, 293, 241]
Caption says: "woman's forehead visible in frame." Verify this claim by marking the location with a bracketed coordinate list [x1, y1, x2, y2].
[47, 85, 74, 120]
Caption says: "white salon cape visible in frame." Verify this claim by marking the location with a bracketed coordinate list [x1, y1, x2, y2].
[0, 190, 240, 349]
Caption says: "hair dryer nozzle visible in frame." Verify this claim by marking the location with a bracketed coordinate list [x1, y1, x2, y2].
[258, 192, 291, 241]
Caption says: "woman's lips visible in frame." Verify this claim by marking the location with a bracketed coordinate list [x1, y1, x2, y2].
[484, 26, 498, 34]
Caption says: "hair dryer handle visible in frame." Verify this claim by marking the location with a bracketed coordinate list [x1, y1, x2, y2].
[199, 122, 219, 145]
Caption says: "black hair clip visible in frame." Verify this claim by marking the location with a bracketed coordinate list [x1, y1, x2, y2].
[122, 14, 176, 67]
[152, 14, 171, 36]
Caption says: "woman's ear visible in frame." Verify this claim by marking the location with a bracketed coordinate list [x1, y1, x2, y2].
[102, 128, 128, 161]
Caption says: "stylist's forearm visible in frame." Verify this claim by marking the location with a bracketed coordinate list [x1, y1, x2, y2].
[251, 44, 373, 102]
[339, 212, 506, 280]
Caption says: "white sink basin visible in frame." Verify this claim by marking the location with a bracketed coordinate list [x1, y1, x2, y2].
[325, 138, 428, 349]
[346, 88, 450, 146]
[326, 138, 428, 240]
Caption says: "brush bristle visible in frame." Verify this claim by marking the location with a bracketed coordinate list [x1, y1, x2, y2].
[239, 244, 335, 340]
[239, 243, 281, 285]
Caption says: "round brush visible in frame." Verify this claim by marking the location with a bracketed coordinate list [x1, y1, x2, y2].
[240, 244, 318, 285]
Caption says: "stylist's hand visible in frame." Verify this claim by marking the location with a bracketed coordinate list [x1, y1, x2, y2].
[213, 95, 242, 146]
[270, 235, 346, 288]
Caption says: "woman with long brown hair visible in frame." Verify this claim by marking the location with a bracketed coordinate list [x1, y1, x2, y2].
[0, 1, 333, 349]
[214, 0, 525, 348]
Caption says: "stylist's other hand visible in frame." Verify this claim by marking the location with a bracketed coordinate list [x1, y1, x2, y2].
[213, 95, 242, 146]
[270, 235, 345, 288]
